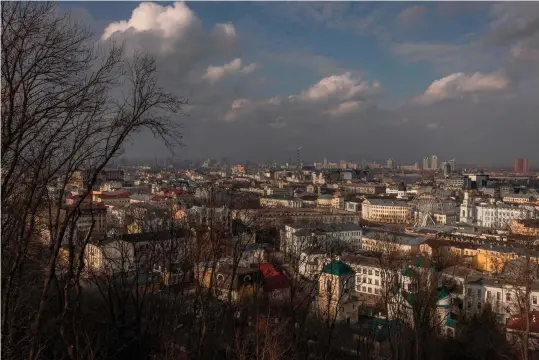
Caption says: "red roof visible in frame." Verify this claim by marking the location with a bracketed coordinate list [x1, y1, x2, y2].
[257, 263, 290, 292]
[506, 311, 539, 334]
[98, 191, 130, 199]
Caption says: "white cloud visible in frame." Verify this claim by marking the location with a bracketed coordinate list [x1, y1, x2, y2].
[202, 58, 258, 83]
[300, 72, 381, 102]
[327, 101, 361, 117]
[101, 2, 237, 56]
[102, 2, 200, 40]
[415, 71, 510, 105]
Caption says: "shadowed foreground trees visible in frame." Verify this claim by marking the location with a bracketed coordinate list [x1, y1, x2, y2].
[1, 2, 185, 359]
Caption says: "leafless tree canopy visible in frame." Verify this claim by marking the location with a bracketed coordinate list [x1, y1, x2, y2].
[1, 2, 185, 359]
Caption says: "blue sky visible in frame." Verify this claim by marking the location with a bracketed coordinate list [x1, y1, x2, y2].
[63, 2, 539, 166]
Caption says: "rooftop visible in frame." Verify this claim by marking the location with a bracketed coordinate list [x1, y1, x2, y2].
[322, 260, 354, 276]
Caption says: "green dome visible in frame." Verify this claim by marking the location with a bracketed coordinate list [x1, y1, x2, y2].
[322, 260, 354, 276]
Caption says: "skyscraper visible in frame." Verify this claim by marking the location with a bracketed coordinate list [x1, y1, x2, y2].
[387, 158, 394, 169]
[422, 157, 429, 170]
[450, 159, 456, 173]
[514, 158, 529, 173]
[431, 155, 438, 170]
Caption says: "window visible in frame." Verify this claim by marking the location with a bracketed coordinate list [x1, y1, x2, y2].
[374, 288, 380, 295]
[487, 291, 492, 299]
[467, 288, 472, 297]
[368, 269, 373, 275]
[363, 277, 367, 283]
[467, 301, 471, 309]
[368, 287, 372, 293]
[375, 270, 380, 276]
[363, 269, 367, 274]
[477, 302, 482, 310]
[362, 286, 366, 292]
[477, 289, 481, 297]
[368, 278, 372, 284]
[375, 279, 379, 286]
[533, 296, 537, 305]
[506, 293, 512, 301]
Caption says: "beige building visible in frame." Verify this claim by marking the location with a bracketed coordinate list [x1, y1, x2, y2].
[361, 199, 411, 224]
[260, 196, 302, 208]
[503, 194, 536, 204]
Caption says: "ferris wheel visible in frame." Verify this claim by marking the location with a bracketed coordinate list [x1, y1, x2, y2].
[411, 193, 444, 228]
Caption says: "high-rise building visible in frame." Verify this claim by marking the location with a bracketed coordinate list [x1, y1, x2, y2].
[443, 162, 451, 178]
[514, 158, 529, 173]
[323, 158, 328, 169]
[431, 155, 438, 170]
[450, 159, 456, 173]
[422, 157, 429, 170]
[387, 158, 394, 169]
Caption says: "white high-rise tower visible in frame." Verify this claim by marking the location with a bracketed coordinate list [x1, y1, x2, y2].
[431, 155, 438, 170]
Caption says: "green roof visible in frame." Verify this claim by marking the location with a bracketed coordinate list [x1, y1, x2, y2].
[445, 312, 458, 328]
[322, 260, 354, 276]
[436, 286, 451, 301]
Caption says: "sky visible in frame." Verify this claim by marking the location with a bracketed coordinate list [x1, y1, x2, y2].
[63, 1, 539, 167]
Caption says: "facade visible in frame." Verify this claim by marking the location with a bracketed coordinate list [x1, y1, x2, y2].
[510, 219, 539, 236]
[463, 277, 539, 324]
[342, 183, 386, 195]
[431, 155, 438, 170]
[503, 194, 536, 204]
[281, 223, 364, 254]
[316, 260, 356, 323]
[422, 157, 429, 171]
[345, 201, 361, 212]
[84, 231, 180, 273]
[61, 202, 107, 240]
[361, 199, 411, 224]
[94, 191, 131, 206]
[260, 196, 302, 208]
[360, 230, 422, 254]
[475, 202, 535, 229]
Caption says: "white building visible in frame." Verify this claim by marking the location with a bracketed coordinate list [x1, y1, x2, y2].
[361, 199, 411, 224]
[281, 223, 364, 255]
[475, 202, 535, 229]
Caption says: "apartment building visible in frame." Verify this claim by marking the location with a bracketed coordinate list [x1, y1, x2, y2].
[343, 183, 386, 195]
[503, 194, 536, 204]
[361, 199, 411, 224]
[360, 230, 422, 254]
[84, 230, 185, 273]
[61, 202, 107, 240]
[281, 223, 364, 255]
[260, 196, 302, 208]
[475, 202, 535, 229]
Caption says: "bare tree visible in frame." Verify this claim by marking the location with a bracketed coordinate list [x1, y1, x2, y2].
[1, 3, 186, 359]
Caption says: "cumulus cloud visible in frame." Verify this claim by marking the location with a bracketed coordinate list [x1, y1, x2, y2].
[397, 5, 428, 28]
[299, 72, 381, 102]
[414, 71, 509, 105]
[101, 2, 237, 58]
[102, 2, 200, 40]
[202, 58, 257, 83]
[327, 101, 361, 117]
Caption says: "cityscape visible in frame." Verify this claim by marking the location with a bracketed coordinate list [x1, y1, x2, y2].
[2, 2, 539, 360]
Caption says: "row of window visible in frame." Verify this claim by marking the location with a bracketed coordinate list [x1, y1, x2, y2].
[467, 288, 538, 304]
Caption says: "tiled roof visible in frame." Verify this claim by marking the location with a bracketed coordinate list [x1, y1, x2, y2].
[257, 263, 290, 292]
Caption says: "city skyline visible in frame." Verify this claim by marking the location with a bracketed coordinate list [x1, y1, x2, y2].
[61, 2, 539, 165]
